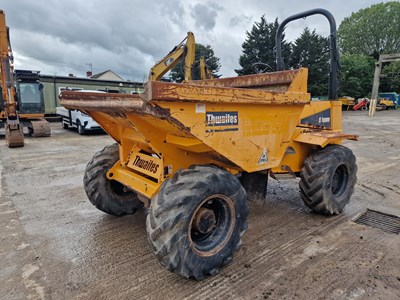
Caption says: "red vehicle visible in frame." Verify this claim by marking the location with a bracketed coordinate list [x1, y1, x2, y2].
[353, 98, 369, 111]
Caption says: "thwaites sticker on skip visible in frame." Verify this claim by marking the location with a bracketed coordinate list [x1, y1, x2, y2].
[205, 111, 239, 132]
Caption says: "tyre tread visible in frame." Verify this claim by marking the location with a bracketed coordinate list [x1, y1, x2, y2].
[83, 143, 143, 216]
[147, 165, 248, 280]
[299, 145, 357, 215]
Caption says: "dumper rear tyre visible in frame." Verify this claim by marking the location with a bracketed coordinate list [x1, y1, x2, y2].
[146, 165, 248, 280]
[299, 145, 357, 215]
[83, 143, 143, 216]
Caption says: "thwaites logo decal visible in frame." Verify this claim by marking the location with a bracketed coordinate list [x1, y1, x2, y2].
[300, 109, 331, 128]
[205, 111, 239, 132]
[132, 155, 159, 174]
[127, 151, 163, 179]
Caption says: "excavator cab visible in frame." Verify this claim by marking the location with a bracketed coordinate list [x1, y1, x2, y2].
[15, 70, 45, 115]
[17, 82, 45, 114]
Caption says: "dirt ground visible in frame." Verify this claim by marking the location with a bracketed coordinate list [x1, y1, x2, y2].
[1, 110, 399, 300]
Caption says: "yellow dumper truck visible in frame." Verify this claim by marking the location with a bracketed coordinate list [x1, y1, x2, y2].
[60, 9, 357, 280]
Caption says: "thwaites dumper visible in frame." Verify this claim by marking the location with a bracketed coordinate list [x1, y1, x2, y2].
[60, 9, 358, 280]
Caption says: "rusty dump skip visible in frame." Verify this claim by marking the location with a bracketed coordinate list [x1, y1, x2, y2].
[61, 68, 310, 113]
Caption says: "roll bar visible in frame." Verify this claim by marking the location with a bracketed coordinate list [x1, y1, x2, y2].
[275, 8, 339, 99]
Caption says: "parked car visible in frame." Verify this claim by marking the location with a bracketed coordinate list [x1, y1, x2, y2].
[56, 90, 104, 134]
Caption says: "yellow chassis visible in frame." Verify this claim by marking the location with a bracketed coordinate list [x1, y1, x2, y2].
[60, 68, 357, 199]
[379, 99, 396, 108]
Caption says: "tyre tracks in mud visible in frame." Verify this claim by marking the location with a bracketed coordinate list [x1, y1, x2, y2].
[187, 201, 354, 299]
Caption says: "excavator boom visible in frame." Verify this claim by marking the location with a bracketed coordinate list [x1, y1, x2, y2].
[199, 56, 214, 80]
[0, 10, 24, 147]
[148, 32, 215, 82]
[148, 32, 195, 81]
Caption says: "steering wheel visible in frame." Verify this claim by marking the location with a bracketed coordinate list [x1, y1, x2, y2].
[252, 62, 274, 74]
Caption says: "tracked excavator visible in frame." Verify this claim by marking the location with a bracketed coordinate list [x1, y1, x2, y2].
[148, 32, 196, 81]
[0, 10, 50, 147]
[148, 32, 213, 81]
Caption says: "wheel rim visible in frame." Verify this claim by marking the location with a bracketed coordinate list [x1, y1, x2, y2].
[188, 194, 235, 257]
[331, 164, 349, 197]
[109, 179, 132, 197]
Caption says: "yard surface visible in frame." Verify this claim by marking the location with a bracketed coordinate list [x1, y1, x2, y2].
[1, 110, 399, 299]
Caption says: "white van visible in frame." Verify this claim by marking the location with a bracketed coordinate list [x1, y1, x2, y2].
[56, 90, 104, 134]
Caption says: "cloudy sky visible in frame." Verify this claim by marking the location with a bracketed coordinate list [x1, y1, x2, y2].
[3, 0, 393, 81]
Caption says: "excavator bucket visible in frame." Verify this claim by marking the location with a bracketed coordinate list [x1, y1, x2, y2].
[29, 119, 51, 137]
[5, 119, 24, 147]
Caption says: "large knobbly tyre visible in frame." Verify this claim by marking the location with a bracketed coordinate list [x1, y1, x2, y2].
[83, 143, 143, 216]
[299, 145, 357, 215]
[146, 165, 248, 280]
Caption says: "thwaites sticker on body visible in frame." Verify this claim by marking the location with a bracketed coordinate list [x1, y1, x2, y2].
[205, 111, 239, 133]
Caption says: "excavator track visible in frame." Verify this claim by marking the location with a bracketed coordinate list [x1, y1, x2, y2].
[29, 119, 51, 137]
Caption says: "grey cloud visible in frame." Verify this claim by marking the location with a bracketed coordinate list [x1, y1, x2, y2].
[229, 15, 252, 27]
[159, 0, 186, 27]
[2, 0, 394, 81]
[7, 0, 173, 56]
[4, 0, 186, 80]
[190, 3, 223, 31]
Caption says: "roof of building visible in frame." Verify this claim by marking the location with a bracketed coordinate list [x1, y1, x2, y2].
[91, 70, 125, 81]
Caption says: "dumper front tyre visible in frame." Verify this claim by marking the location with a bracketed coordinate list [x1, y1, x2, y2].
[146, 165, 248, 280]
[299, 145, 357, 215]
[83, 143, 143, 216]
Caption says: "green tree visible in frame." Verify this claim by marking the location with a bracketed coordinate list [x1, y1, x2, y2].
[289, 27, 330, 96]
[338, 2, 400, 58]
[170, 43, 221, 82]
[380, 61, 400, 92]
[235, 16, 290, 75]
[338, 54, 375, 99]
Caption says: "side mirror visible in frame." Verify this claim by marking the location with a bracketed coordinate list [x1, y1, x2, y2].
[38, 83, 44, 90]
